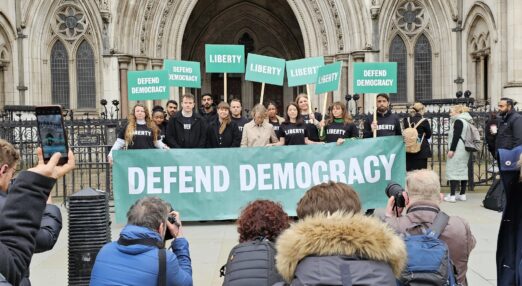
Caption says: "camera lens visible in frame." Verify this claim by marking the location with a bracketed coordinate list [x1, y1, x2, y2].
[385, 182, 406, 208]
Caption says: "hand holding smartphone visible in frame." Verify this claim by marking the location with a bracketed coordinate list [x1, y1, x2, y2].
[35, 106, 69, 166]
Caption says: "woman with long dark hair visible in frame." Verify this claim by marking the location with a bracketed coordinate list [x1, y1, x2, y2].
[270, 103, 322, 146]
[206, 102, 241, 148]
[265, 101, 284, 137]
[321, 101, 358, 144]
[108, 103, 168, 164]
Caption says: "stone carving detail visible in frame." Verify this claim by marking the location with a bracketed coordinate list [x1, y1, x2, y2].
[156, 0, 176, 53]
[308, 0, 328, 52]
[327, 0, 344, 51]
[140, 0, 154, 55]
[51, 4, 89, 42]
[394, 1, 427, 35]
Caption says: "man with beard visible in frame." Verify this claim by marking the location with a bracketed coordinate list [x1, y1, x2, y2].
[199, 93, 217, 124]
[363, 93, 402, 138]
[494, 97, 522, 286]
[165, 100, 178, 120]
[230, 99, 249, 139]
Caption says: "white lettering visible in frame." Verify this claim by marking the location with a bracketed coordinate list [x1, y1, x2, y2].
[295, 162, 312, 189]
[273, 163, 295, 189]
[213, 166, 229, 192]
[240, 165, 256, 191]
[129, 167, 145, 194]
[179, 166, 193, 193]
[379, 154, 396, 180]
[163, 166, 177, 194]
[257, 164, 272, 191]
[348, 158, 365, 184]
[147, 167, 162, 194]
[364, 156, 380, 183]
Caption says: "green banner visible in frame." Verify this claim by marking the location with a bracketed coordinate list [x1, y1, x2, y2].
[245, 53, 286, 86]
[353, 62, 397, 94]
[315, 61, 342, 94]
[286, 56, 325, 87]
[164, 59, 201, 88]
[113, 136, 405, 222]
[127, 70, 169, 101]
[205, 44, 245, 73]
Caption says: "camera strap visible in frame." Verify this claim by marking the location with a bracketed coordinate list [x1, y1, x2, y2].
[117, 237, 167, 286]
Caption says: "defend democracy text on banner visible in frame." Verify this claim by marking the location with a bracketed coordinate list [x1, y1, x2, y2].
[112, 136, 406, 222]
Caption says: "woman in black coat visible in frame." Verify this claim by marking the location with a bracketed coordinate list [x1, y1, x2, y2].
[403, 102, 432, 171]
[207, 102, 241, 148]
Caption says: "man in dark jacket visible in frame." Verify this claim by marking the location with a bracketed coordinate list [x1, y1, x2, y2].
[363, 93, 402, 138]
[166, 93, 207, 148]
[0, 146, 75, 286]
[90, 197, 192, 286]
[494, 98, 522, 286]
[199, 93, 217, 124]
[230, 99, 249, 138]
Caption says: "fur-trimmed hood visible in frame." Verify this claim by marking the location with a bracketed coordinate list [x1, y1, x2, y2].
[275, 211, 407, 282]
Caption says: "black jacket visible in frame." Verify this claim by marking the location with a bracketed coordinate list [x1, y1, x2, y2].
[206, 119, 241, 148]
[166, 112, 207, 148]
[198, 107, 217, 124]
[403, 113, 432, 159]
[0, 171, 56, 286]
[495, 109, 522, 152]
[363, 109, 402, 138]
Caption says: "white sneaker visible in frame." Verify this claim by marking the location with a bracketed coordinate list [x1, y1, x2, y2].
[457, 194, 467, 201]
[444, 195, 456, 203]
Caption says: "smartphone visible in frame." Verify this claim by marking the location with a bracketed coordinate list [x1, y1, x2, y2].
[35, 106, 69, 165]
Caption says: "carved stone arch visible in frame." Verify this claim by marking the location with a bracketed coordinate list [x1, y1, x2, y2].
[257, 46, 285, 59]
[0, 12, 15, 108]
[463, 2, 497, 42]
[335, 0, 370, 52]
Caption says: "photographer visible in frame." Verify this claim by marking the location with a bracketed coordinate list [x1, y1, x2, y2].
[382, 169, 476, 286]
[0, 145, 75, 286]
[90, 197, 192, 286]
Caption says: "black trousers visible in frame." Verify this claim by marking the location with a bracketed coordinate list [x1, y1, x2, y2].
[496, 171, 522, 286]
[406, 158, 428, 172]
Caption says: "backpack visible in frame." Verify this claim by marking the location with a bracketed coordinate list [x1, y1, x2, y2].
[399, 211, 458, 286]
[483, 178, 505, 212]
[459, 120, 482, 152]
[403, 117, 426, 154]
[220, 237, 283, 286]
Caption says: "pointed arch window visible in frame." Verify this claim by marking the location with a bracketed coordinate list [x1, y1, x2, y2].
[51, 41, 70, 108]
[389, 35, 407, 102]
[76, 40, 96, 108]
[414, 34, 432, 100]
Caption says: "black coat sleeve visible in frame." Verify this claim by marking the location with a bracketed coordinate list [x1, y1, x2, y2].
[363, 116, 373, 138]
[346, 124, 359, 138]
[0, 171, 56, 286]
[231, 122, 241, 147]
[450, 120, 464, 151]
[395, 116, 402, 136]
[422, 119, 432, 140]
[165, 117, 180, 148]
[34, 204, 62, 253]
[513, 116, 522, 147]
[198, 119, 208, 148]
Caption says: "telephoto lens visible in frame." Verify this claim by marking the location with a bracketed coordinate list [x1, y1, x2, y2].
[385, 182, 406, 208]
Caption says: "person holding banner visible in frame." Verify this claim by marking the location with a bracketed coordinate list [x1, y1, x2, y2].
[363, 93, 402, 138]
[199, 93, 217, 124]
[295, 94, 322, 142]
[266, 101, 284, 137]
[166, 93, 207, 149]
[108, 103, 168, 164]
[206, 102, 241, 148]
[320, 101, 359, 144]
[270, 103, 323, 146]
[241, 104, 279, 147]
[230, 99, 249, 137]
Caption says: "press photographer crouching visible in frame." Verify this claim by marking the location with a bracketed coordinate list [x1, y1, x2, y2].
[382, 169, 476, 286]
[90, 197, 192, 286]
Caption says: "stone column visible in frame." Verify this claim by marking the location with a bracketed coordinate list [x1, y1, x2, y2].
[351, 52, 365, 114]
[242, 74, 254, 110]
[336, 53, 350, 103]
[118, 56, 132, 118]
[0, 62, 4, 109]
[134, 57, 151, 111]
[151, 58, 164, 107]
[479, 53, 486, 100]
[505, 0, 522, 102]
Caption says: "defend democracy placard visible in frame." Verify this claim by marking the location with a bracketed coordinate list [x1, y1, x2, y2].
[164, 59, 201, 88]
[112, 136, 406, 222]
[205, 44, 245, 73]
[353, 62, 397, 94]
[286, 56, 325, 87]
[245, 53, 286, 86]
[127, 70, 169, 101]
[315, 61, 342, 94]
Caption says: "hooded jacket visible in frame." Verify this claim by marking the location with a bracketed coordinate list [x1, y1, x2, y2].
[275, 212, 406, 285]
[495, 109, 522, 152]
[198, 107, 217, 124]
[363, 109, 402, 138]
[90, 225, 192, 286]
[166, 112, 207, 148]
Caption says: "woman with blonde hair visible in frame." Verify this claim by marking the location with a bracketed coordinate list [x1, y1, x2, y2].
[321, 101, 358, 144]
[295, 93, 322, 142]
[108, 103, 168, 164]
[403, 102, 432, 171]
[241, 104, 279, 147]
[444, 104, 472, 202]
[206, 102, 241, 148]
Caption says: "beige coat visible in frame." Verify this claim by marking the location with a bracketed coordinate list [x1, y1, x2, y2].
[240, 121, 278, 147]
[384, 201, 476, 286]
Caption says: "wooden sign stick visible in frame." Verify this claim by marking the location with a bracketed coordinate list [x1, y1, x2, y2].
[306, 84, 313, 114]
[373, 94, 378, 138]
[260, 82, 265, 105]
[224, 72, 228, 103]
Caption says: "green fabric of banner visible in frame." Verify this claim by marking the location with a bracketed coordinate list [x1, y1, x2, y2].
[113, 136, 406, 222]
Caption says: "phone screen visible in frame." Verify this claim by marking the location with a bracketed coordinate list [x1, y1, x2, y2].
[36, 113, 68, 159]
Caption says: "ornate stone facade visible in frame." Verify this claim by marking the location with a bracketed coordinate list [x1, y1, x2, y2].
[0, 0, 519, 116]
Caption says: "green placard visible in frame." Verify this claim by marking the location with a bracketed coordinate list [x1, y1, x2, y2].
[353, 62, 397, 94]
[164, 59, 201, 88]
[245, 53, 286, 86]
[286, 56, 325, 87]
[112, 136, 406, 222]
[315, 61, 342, 94]
[205, 44, 245, 73]
[127, 70, 169, 101]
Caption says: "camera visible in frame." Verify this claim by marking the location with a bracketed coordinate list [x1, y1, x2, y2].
[385, 181, 406, 208]
[168, 214, 180, 227]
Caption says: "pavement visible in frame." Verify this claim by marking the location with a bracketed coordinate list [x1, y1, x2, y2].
[29, 191, 501, 286]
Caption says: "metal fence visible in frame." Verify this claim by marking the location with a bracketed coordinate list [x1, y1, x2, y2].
[0, 102, 519, 200]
